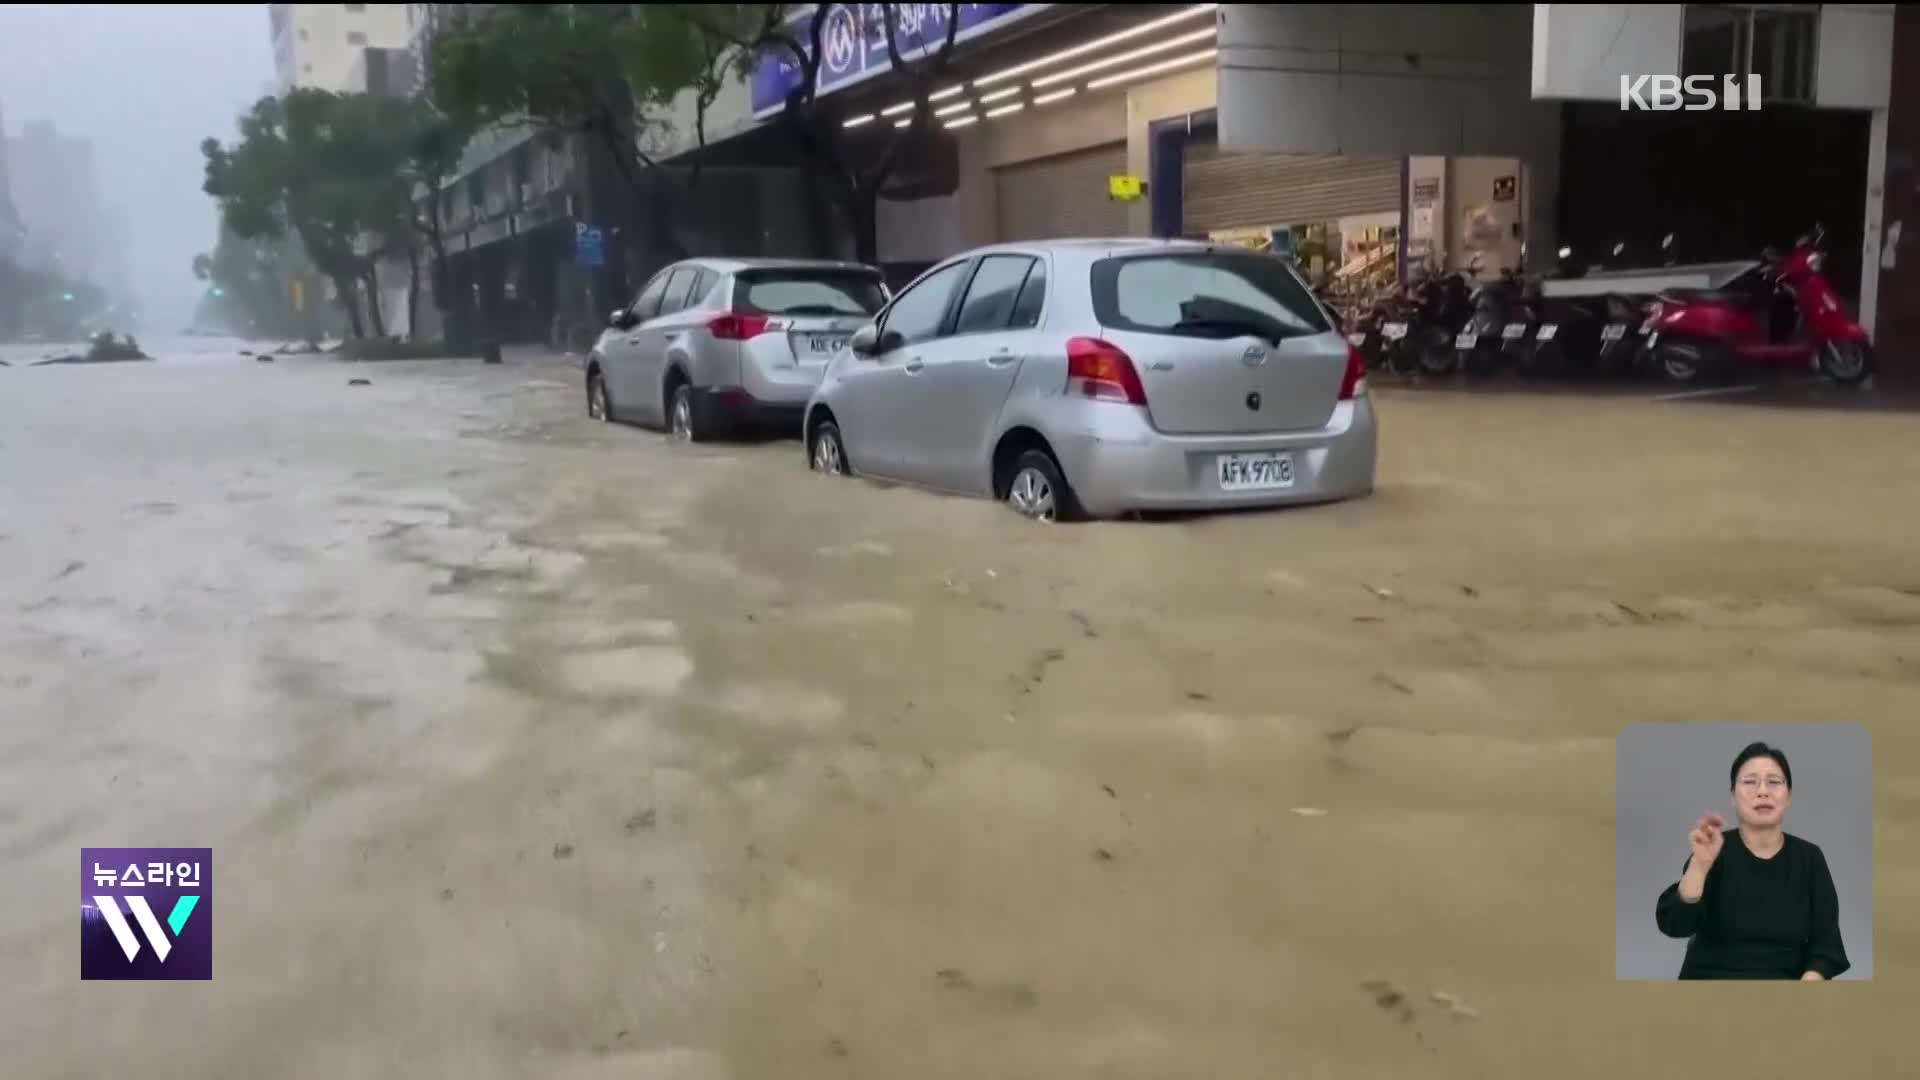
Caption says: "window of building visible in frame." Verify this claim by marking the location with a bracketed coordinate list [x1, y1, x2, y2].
[1680, 4, 1817, 104]
[347, 30, 368, 46]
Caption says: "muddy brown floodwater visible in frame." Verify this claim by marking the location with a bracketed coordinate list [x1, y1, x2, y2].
[1, 353, 1916, 1078]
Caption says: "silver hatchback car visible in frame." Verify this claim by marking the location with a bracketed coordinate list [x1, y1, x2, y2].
[802, 238, 1377, 520]
[587, 257, 888, 440]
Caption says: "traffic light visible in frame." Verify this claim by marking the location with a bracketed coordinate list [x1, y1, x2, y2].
[61, 292, 74, 302]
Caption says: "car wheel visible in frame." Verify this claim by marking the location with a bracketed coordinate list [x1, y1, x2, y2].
[1005, 449, 1082, 523]
[809, 419, 851, 477]
[668, 383, 696, 442]
[586, 370, 611, 421]
[1819, 340, 1872, 385]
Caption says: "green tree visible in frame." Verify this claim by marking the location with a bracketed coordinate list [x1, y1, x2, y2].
[189, 227, 330, 340]
[428, 4, 747, 259]
[200, 90, 420, 339]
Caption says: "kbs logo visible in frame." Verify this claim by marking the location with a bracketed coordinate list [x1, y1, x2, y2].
[1620, 74, 1763, 111]
[81, 847, 212, 980]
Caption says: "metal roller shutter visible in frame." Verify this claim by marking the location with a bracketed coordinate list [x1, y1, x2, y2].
[994, 143, 1130, 243]
[1183, 140, 1401, 233]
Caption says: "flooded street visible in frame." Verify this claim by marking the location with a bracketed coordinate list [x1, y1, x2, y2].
[2, 350, 1916, 1077]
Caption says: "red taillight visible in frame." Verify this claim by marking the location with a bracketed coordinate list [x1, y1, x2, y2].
[708, 313, 772, 340]
[1065, 337, 1147, 405]
[1339, 343, 1368, 400]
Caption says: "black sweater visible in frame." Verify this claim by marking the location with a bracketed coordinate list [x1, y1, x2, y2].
[1654, 830, 1850, 980]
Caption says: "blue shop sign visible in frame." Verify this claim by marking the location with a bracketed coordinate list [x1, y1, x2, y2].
[750, 3, 1030, 116]
[574, 222, 605, 268]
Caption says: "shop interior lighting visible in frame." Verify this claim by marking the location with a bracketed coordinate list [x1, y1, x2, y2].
[843, 113, 876, 128]
[930, 85, 964, 101]
[1085, 47, 1218, 91]
[881, 101, 915, 117]
[1031, 25, 1217, 88]
[978, 85, 1022, 104]
[945, 115, 978, 129]
[984, 101, 1025, 119]
[1032, 87, 1078, 106]
[935, 99, 973, 118]
[973, 3, 1218, 87]
[894, 117, 912, 129]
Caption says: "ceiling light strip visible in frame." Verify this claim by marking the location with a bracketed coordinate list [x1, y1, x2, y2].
[984, 102, 1025, 119]
[977, 85, 1021, 104]
[1085, 47, 1218, 91]
[974, 3, 1218, 87]
[1032, 87, 1077, 106]
[842, 113, 876, 128]
[1031, 25, 1217, 88]
[945, 115, 978, 129]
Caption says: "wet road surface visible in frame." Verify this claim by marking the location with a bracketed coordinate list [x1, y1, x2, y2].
[2, 349, 1916, 1077]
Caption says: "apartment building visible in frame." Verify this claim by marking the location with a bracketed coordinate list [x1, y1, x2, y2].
[270, 3, 410, 93]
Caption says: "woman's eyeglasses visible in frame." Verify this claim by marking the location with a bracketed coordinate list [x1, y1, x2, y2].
[1738, 776, 1788, 792]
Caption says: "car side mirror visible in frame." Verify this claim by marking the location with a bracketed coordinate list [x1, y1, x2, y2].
[848, 324, 879, 355]
[610, 307, 638, 330]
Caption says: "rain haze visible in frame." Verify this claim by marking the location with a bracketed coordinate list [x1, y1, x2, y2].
[0, 4, 273, 331]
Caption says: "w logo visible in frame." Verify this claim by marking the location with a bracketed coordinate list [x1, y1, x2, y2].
[90, 894, 200, 962]
[81, 848, 213, 980]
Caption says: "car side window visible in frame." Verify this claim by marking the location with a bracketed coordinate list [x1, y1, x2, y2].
[879, 261, 969, 348]
[631, 272, 671, 320]
[684, 269, 714, 309]
[657, 269, 697, 317]
[953, 255, 1037, 335]
[1009, 259, 1047, 329]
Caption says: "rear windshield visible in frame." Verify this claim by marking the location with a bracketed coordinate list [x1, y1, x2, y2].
[1091, 252, 1330, 341]
[734, 270, 887, 317]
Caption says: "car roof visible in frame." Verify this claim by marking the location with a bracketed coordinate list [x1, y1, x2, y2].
[689, 256, 881, 274]
[960, 237, 1216, 260]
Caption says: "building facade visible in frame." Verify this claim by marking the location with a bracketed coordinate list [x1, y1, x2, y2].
[2, 118, 105, 284]
[270, 3, 410, 93]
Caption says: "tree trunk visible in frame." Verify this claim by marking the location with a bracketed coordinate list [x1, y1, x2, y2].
[845, 182, 880, 266]
[363, 262, 387, 339]
[405, 244, 421, 343]
[332, 273, 365, 339]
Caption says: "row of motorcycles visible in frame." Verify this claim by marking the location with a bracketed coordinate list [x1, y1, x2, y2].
[1325, 227, 1873, 386]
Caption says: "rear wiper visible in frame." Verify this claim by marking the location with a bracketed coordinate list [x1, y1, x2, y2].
[779, 305, 852, 316]
[1168, 317, 1295, 344]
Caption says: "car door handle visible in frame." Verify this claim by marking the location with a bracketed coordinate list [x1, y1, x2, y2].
[985, 350, 1017, 367]
[903, 358, 925, 374]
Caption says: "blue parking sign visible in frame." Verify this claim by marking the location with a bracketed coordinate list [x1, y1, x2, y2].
[574, 222, 604, 268]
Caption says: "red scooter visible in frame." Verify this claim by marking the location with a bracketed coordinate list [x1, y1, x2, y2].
[1643, 226, 1873, 385]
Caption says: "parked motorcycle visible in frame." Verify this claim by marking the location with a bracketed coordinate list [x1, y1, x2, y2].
[1455, 266, 1540, 376]
[1643, 225, 1872, 385]
[1390, 258, 1477, 376]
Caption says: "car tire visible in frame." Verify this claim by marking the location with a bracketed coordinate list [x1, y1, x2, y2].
[587, 369, 612, 421]
[809, 419, 852, 477]
[1005, 449, 1083, 523]
[667, 381, 723, 443]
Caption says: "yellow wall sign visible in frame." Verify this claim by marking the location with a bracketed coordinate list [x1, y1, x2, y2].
[1108, 174, 1145, 201]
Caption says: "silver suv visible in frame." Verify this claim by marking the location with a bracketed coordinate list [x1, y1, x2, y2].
[803, 238, 1376, 521]
[586, 257, 889, 441]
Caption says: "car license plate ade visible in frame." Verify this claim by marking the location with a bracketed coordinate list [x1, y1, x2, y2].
[1217, 452, 1295, 492]
[806, 334, 849, 355]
